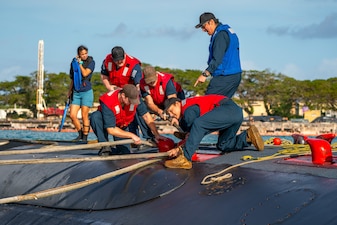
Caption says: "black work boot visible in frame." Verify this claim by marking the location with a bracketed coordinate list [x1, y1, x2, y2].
[82, 125, 90, 142]
[98, 146, 112, 156]
[73, 129, 83, 141]
[82, 134, 88, 142]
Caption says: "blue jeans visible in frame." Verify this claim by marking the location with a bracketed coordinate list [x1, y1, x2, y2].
[183, 99, 249, 160]
[206, 73, 241, 98]
[90, 106, 130, 154]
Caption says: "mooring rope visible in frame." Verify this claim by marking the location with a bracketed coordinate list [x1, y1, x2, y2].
[0, 139, 155, 155]
[0, 158, 161, 205]
[201, 141, 337, 185]
[0, 152, 169, 165]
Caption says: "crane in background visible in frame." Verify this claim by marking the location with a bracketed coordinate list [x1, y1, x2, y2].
[36, 40, 63, 119]
[36, 40, 46, 119]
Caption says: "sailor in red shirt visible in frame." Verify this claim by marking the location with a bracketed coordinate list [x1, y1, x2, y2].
[140, 66, 185, 120]
[90, 84, 167, 156]
[163, 95, 264, 169]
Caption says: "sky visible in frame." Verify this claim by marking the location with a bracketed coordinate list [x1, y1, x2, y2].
[1, 0, 337, 82]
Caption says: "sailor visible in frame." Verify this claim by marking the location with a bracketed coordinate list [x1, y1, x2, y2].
[139, 65, 185, 120]
[90, 84, 167, 156]
[163, 95, 264, 169]
[68, 45, 95, 142]
[100, 46, 143, 140]
[100, 46, 142, 91]
[194, 12, 242, 98]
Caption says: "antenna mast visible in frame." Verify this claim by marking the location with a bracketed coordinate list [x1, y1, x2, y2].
[36, 40, 46, 118]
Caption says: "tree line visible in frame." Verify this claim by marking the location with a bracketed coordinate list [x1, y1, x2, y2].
[0, 64, 335, 119]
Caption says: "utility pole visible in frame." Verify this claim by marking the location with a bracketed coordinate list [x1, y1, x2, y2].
[36, 40, 46, 119]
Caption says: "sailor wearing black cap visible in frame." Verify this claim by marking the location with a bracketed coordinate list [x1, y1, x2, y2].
[194, 12, 242, 98]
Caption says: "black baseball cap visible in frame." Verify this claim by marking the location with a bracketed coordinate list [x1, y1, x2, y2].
[111, 46, 125, 62]
[164, 98, 181, 112]
[195, 12, 216, 28]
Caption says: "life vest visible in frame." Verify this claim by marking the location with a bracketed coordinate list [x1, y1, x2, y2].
[181, 95, 226, 116]
[98, 90, 137, 128]
[208, 24, 242, 76]
[71, 58, 82, 91]
[104, 54, 141, 87]
[140, 72, 181, 108]
[71, 56, 94, 92]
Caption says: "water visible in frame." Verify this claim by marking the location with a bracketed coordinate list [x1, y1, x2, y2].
[0, 129, 297, 143]
[0, 130, 96, 141]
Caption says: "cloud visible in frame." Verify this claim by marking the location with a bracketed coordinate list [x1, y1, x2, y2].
[318, 58, 337, 77]
[267, 12, 337, 39]
[281, 63, 305, 80]
[96, 23, 130, 38]
[96, 23, 194, 40]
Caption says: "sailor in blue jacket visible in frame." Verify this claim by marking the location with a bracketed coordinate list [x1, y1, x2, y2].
[194, 12, 242, 98]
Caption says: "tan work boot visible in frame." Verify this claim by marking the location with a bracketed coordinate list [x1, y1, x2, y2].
[164, 148, 192, 169]
[247, 125, 264, 151]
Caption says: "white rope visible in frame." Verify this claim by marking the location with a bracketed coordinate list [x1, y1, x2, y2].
[0, 158, 161, 204]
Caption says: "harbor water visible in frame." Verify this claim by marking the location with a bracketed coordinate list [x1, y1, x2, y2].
[0, 129, 302, 144]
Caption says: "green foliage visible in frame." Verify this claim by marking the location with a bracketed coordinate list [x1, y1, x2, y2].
[91, 72, 106, 101]
[44, 72, 70, 106]
[0, 65, 336, 118]
[237, 69, 336, 118]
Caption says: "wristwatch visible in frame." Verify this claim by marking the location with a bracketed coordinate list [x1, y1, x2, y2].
[202, 71, 210, 77]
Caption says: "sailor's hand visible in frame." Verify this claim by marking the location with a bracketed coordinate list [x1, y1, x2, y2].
[170, 118, 179, 127]
[167, 147, 181, 158]
[132, 135, 142, 145]
[76, 56, 81, 63]
[194, 75, 207, 87]
[109, 85, 118, 92]
[154, 135, 167, 143]
[67, 91, 72, 99]
[159, 111, 169, 120]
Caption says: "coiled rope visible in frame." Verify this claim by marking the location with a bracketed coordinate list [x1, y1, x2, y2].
[201, 139, 337, 185]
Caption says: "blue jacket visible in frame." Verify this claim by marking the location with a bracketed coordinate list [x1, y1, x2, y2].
[70, 56, 95, 92]
[208, 24, 241, 76]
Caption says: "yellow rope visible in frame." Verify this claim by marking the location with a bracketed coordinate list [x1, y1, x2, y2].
[201, 142, 337, 185]
[263, 137, 293, 146]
